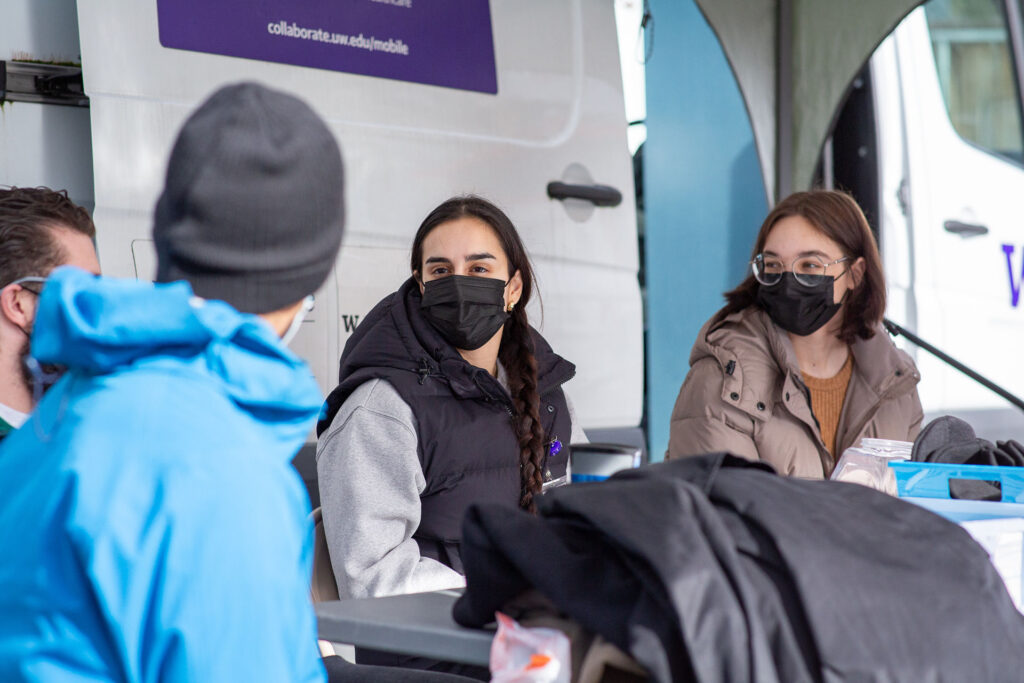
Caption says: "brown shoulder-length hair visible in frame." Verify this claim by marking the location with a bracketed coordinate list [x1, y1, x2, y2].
[719, 189, 885, 344]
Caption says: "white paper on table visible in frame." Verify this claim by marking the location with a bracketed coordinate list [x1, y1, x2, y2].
[960, 517, 1024, 612]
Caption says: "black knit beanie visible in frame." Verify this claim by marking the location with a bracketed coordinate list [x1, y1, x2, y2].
[153, 82, 344, 314]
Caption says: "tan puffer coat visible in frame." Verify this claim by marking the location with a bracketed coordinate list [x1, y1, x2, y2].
[667, 307, 923, 478]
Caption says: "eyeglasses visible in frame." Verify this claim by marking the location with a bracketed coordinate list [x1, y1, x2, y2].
[751, 254, 849, 287]
[6, 276, 47, 295]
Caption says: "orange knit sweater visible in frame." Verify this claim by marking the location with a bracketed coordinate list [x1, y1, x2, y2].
[802, 353, 854, 456]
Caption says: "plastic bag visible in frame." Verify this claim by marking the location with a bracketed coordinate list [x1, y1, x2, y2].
[490, 612, 571, 683]
[859, 438, 913, 457]
[831, 438, 913, 495]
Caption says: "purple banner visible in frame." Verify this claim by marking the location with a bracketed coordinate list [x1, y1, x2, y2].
[156, 0, 497, 94]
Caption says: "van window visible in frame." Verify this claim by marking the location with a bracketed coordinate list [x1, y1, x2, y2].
[924, 0, 1024, 161]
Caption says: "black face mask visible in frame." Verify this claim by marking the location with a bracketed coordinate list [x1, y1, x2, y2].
[420, 275, 509, 351]
[756, 272, 843, 336]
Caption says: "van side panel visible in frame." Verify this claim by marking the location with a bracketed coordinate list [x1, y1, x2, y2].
[77, 0, 642, 435]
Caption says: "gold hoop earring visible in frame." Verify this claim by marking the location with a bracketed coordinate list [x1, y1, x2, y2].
[507, 302, 515, 313]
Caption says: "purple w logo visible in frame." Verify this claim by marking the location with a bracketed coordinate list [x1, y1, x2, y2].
[1004, 244, 1023, 308]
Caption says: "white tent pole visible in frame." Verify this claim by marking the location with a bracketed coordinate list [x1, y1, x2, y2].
[1004, 0, 1024, 120]
[776, 0, 794, 201]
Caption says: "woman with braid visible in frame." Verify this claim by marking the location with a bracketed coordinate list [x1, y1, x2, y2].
[316, 196, 583, 676]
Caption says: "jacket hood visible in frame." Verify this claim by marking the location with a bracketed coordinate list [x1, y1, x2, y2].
[319, 277, 575, 432]
[337, 278, 450, 390]
[32, 267, 322, 426]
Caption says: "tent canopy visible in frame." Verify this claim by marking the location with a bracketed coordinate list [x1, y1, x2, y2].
[694, 0, 925, 201]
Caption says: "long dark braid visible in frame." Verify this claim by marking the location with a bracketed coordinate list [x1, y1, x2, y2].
[411, 195, 545, 513]
[498, 305, 546, 512]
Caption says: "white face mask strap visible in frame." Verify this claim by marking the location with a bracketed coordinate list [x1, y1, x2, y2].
[5, 276, 47, 311]
[9, 276, 48, 289]
[281, 295, 314, 347]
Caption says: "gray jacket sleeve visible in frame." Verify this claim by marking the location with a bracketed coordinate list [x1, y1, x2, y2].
[315, 379, 465, 598]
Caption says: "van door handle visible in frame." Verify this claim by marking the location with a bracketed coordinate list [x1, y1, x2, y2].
[547, 181, 622, 207]
[943, 220, 988, 237]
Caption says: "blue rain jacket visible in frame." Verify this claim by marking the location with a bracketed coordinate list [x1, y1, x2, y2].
[0, 267, 326, 683]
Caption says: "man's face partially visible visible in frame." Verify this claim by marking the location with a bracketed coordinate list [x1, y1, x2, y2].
[13, 224, 100, 336]
[13, 225, 100, 397]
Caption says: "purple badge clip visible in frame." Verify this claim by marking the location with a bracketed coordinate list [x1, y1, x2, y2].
[548, 438, 562, 458]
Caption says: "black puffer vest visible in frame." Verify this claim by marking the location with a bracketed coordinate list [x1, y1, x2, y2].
[319, 278, 576, 573]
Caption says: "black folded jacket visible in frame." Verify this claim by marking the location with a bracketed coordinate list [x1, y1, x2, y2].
[912, 415, 1024, 500]
[453, 453, 1024, 683]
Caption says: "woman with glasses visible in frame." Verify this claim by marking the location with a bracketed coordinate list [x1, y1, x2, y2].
[666, 190, 922, 477]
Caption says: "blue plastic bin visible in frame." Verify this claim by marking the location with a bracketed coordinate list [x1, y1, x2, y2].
[888, 461, 1024, 612]
[888, 461, 1024, 521]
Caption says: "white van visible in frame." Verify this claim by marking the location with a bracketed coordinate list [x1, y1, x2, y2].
[824, 0, 1024, 439]
[1, 0, 645, 493]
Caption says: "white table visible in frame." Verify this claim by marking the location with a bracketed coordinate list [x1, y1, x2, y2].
[315, 590, 493, 666]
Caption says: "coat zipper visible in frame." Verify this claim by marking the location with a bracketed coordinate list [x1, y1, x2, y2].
[838, 375, 917, 452]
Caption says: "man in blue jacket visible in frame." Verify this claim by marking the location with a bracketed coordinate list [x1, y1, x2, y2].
[0, 83, 344, 682]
